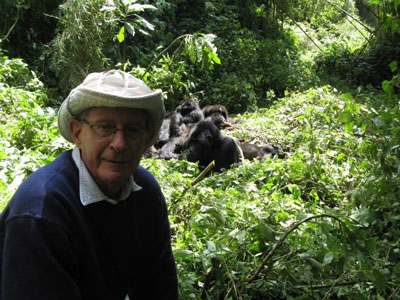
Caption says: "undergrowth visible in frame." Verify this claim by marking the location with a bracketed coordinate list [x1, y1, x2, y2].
[1, 55, 399, 298]
[143, 85, 400, 299]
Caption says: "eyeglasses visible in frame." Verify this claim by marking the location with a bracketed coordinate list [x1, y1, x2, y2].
[80, 119, 147, 140]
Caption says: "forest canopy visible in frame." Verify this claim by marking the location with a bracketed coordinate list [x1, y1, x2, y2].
[0, 0, 400, 299]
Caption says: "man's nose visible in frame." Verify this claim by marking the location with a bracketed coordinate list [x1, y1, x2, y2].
[109, 129, 128, 151]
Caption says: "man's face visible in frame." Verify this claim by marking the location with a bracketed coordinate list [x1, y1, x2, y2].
[69, 107, 153, 197]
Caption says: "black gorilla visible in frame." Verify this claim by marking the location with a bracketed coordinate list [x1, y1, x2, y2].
[176, 99, 204, 124]
[168, 112, 184, 138]
[202, 104, 229, 128]
[155, 117, 171, 148]
[240, 142, 286, 160]
[183, 120, 242, 172]
[202, 104, 228, 120]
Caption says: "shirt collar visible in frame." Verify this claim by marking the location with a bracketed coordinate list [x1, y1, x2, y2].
[71, 147, 142, 206]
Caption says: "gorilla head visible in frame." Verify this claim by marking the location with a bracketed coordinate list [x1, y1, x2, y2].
[240, 142, 286, 160]
[202, 104, 228, 120]
[202, 104, 230, 128]
[176, 98, 204, 124]
[183, 120, 241, 172]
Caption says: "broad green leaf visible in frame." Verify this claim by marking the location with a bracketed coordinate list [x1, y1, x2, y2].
[340, 93, 353, 101]
[393, 263, 400, 275]
[117, 26, 125, 43]
[367, 238, 377, 254]
[128, 4, 156, 12]
[373, 270, 387, 291]
[322, 252, 334, 266]
[135, 15, 155, 31]
[382, 80, 394, 96]
[368, 0, 383, 6]
[389, 61, 398, 72]
[125, 23, 135, 37]
[100, 5, 116, 12]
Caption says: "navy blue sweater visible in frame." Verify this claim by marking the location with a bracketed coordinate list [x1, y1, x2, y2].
[0, 151, 179, 300]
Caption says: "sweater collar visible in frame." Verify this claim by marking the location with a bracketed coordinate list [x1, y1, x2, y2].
[71, 147, 142, 206]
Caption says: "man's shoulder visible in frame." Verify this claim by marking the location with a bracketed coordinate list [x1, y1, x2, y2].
[133, 166, 163, 198]
[21, 150, 77, 193]
[2, 150, 79, 221]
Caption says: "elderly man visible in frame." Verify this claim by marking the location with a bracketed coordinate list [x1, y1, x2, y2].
[0, 70, 179, 299]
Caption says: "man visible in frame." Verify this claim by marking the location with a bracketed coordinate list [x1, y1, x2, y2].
[0, 70, 179, 299]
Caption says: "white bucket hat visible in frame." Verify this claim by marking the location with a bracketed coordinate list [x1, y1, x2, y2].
[58, 70, 165, 145]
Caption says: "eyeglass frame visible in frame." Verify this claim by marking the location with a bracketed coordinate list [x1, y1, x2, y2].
[79, 119, 148, 140]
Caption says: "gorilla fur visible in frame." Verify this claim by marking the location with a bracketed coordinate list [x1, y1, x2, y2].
[240, 142, 285, 160]
[202, 104, 229, 128]
[183, 120, 242, 172]
[176, 99, 204, 124]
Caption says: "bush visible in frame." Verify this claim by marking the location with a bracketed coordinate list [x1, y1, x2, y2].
[197, 28, 311, 112]
[0, 55, 69, 207]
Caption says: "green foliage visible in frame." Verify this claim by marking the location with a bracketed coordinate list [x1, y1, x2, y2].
[101, 0, 157, 65]
[0, 55, 70, 208]
[47, 0, 116, 97]
[289, 0, 356, 30]
[1, 47, 400, 297]
[0, 0, 62, 65]
[197, 28, 313, 112]
[2, 0, 400, 298]
[132, 33, 222, 111]
[141, 86, 400, 299]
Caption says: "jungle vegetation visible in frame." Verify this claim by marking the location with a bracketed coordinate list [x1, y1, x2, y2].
[0, 0, 399, 299]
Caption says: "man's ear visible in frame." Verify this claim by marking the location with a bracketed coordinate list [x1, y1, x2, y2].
[144, 128, 157, 149]
[69, 119, 83, 148]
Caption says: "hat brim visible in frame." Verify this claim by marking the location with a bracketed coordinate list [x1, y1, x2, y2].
[58, 86, 165, 146]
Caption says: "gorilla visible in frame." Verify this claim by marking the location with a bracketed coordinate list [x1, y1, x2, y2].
[240, 142, 286, 160]
[239, 142, 267, 160]
[154, 110, 184, 149]
[158, 137, 183, 160]
[202, 104, 228, 120]
[143, 145, 158, 158]
[154, 111, 178, 149]
[182, 120, 243, 172]
[261, 143, 286, 159]
[176, 98, 204, 124]
[168, 112, 184, 138]
[158, 122, 197, 160]
[202, 104, 230, 128]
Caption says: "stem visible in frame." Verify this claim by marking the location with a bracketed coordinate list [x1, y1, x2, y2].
[141, 34, 191, 79]
[3, 6, 20, 41]
[321, 270, 348, 300]
[279, 6, 323, 53]
[172, 160, 215, 204]
[246, 214, 347, 283]
[324, 0, 373, 33]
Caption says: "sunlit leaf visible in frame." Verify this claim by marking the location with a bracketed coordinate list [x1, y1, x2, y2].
[117, 26, 125, 43]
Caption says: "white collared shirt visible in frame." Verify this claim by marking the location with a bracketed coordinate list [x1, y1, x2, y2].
[71, 147, 142, 206]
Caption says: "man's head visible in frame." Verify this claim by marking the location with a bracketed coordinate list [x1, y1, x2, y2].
[58, 70, 165, 196]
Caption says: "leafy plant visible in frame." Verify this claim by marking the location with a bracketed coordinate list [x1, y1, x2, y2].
[101, 0, 157, 65]
[0, 55, 69, 208]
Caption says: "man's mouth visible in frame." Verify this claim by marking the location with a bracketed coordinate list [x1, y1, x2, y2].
[103, 158, 129, 164]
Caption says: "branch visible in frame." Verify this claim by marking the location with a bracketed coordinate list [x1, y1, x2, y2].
[191, 160, 215, 186]
[246, 214, 346, 283]
[324, 0, 373, 34]
[389, 286, 400, 300]
[294, 281, 357, 290]
[141, 34, 190, 79]
[322, 270, 349, 300]
[172, 160, 215, 204]
[279, 6, 323, 53]
[3, 6, 21, 42]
